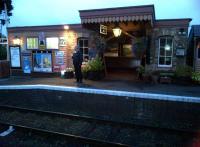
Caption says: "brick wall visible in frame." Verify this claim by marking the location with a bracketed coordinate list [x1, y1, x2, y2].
[147, 27, 188, 71]
[8, 26, 92, 74]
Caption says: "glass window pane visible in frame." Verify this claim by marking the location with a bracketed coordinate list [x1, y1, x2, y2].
[84, 48, 88, 54]
[84, 40, 88, 47]
[79, 40, 83, 47]
[160, 38, 166, 47]
[167, 38, 173, 48]
[80, 48, 83, 54]
[160, 47, 165, 56]
[46, 37, 59, 49]
[27, 38, 38, 49]
[166, 50, 172, 56]
[159, 57, 165, 65]
[166, 57, 172, 65]
[159, 37, 173, 66]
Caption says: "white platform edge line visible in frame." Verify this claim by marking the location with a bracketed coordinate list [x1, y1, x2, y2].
[0, 84, 199, 103]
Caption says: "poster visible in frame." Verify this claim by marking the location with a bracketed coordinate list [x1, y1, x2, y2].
[55, 51, 64, 65]
[10, 46, 21, 68]
[33, 53, 52, 72]
[23, 56, 31, 73]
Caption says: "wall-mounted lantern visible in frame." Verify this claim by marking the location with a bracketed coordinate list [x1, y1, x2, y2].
[13, 36, 21, 45]
[112, 27, 122, 37]
[64, 25, 69, 30]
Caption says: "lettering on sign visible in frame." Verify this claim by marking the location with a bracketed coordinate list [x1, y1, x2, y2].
[59, 37, 67, 46]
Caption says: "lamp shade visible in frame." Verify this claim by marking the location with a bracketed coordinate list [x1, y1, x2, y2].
[112, 27, 122, 37]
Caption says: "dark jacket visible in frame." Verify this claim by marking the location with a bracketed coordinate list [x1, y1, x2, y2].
[72, 51, 83, 66]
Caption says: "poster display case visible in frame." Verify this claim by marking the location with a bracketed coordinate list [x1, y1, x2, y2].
[33, 51, 52, 72]
[9, 46, 21, 68]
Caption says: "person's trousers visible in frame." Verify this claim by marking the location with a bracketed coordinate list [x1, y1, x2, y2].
[74, 65, 82, 82]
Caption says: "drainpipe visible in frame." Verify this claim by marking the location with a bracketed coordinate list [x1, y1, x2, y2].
[194, 37, 196, 71]
[4, 1, 9, 61]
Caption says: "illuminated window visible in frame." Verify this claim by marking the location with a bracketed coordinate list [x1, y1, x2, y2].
[78, 38, 88, 61]
[158, 37, 173, 67]
[46, 37, 59, 49]
[27, 38, 38, 49]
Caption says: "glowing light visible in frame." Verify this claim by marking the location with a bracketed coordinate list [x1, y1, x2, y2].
[112, 27, 122, 37]
[61, 70, 66, 76]
[64, 25, 69, 30]
[165, 44, 170, 51]
[13, 37, 21, 45]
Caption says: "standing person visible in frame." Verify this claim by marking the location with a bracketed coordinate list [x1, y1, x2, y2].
[72, 46, 83, 83]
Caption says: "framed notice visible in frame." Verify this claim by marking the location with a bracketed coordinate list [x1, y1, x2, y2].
[176, 48, 185, 56]
[55, 51, 64, 65]
[23, 56, 31, 74]
[9, 46, 21, 68]
[59, 37, 67, 47]
[100, 24, 107, 35]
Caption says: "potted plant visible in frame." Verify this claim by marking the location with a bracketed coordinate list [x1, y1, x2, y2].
[136, 65, 145, 80]
[87, 56, 105, 80]
[61, 68, 74, 79]
[81, 62, 90, 79]
[174, 65, 193, 85]
[191, 72, 200, 85]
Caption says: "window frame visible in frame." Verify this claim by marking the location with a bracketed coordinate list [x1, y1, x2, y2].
[158, 36, 173, 67]
[46, 37, 59, 49]
[77, 37, 89, 61]
[26, 37, 39, 49]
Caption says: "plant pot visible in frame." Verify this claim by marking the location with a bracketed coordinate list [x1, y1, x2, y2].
[151, 75, 159, 84]
[88, 71, 105, 80]
[174, 76, 192, 85]
[82, 72, 88, 79]
[142, 74, 151, 83]
[64, 71, 74, 79]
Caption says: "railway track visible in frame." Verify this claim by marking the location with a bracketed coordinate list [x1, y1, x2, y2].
[0, 122, 127, 147]
[0, 104, 198, 146]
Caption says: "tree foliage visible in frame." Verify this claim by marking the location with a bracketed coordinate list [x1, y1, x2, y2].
[0, 0, 13, 17]
[0, 44, 7, 60]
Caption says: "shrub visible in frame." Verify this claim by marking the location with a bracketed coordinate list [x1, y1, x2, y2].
[0, 45, 7, 60]
[82, 62, 90, 78]
[192, 72, 200, 83]
[136, 65, 145, 74]
[88, 56, 104, 72]
[175, 65, 193, 77]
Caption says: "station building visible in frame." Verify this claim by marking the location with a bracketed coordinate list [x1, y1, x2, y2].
[188, 25, 200, 72]
[7, 5, 191, 76]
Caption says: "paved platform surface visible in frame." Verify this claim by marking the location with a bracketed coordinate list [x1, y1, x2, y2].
[0, 76, 199, 98]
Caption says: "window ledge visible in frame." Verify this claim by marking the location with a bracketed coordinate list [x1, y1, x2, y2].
[158, 65, 172, 68]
